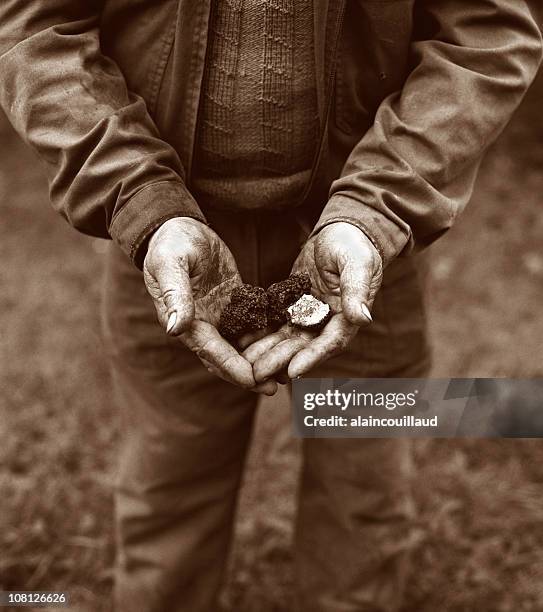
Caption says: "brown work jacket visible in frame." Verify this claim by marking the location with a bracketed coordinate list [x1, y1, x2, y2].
[0, 1, 541, 268]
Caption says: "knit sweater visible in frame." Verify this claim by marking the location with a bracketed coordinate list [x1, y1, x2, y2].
[191, 0, 319, 210]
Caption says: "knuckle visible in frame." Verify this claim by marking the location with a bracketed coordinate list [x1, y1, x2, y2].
[221, 353, 240, 373]
[153, 240, 188, 268]
[195, 336, 220, 364]
[162, 287, 178, 308]
[149, 241, 172, 265]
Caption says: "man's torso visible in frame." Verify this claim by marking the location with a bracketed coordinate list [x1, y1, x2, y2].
[99, 0, 415, 217]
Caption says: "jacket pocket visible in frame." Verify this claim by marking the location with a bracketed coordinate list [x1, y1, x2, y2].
[100, 0, 179, 117]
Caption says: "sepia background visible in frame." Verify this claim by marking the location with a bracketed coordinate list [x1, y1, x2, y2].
[1, 63, 543, 610]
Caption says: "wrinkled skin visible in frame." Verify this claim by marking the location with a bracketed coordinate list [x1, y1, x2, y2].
[143, 217, 277, 395]
[242, 222, 383, 382]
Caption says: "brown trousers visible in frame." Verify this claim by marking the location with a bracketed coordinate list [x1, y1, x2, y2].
[101, 208, 431, 612]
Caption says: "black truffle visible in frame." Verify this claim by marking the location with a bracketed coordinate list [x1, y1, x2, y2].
[266, 273, 312, 326]
[218, 284, 268, 341]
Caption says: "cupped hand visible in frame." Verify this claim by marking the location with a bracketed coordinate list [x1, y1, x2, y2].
[244, 222, 383, 381]
[143, 217, 276, 394]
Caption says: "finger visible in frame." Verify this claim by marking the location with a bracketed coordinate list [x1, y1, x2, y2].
[151, 258, 195, 335]
[200, 357, 277, 396]
[288, 315, 358, 379]
[253, 336, 309, 383]
[242, 328, 290, 364]
[339, 260, 374, 327]
[252, 380, 279, 396]
[200, 357, 229, 381]
[237, 327, 273, 351]
[181, 321, 255, 389]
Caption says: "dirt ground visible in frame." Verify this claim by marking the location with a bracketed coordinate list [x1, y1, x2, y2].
[1, 66, 542, 611]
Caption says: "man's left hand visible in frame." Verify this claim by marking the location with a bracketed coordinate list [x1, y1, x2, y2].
[243, 222, 383, 381]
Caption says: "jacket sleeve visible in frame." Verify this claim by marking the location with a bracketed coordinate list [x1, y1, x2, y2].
[0, 1, 207, 268]
[313, 0, 542, 267]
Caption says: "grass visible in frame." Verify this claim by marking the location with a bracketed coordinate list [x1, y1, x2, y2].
[1, 70, 543, 611]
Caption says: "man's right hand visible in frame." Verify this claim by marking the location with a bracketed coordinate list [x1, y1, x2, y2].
[143, 217, 276, 394]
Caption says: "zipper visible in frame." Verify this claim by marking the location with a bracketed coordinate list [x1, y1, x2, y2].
[294, 0, 347, 211]
[187, 0, 214, 186]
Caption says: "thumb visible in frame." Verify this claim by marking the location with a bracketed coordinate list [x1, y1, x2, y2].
[339, 259, 375, 326]
[153, 258, 195, 335]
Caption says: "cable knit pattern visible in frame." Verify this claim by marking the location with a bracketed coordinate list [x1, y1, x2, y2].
[192, 0, 319, 210]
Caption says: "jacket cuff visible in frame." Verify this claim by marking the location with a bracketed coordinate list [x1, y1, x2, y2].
[309, 194, 412, 268]
[109, 180, 207, 269]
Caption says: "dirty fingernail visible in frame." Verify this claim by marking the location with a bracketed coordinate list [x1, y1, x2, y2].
[166, 312, 177, 334]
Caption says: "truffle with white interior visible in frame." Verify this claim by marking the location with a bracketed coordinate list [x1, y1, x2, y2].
[286, 294, 331, 330]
